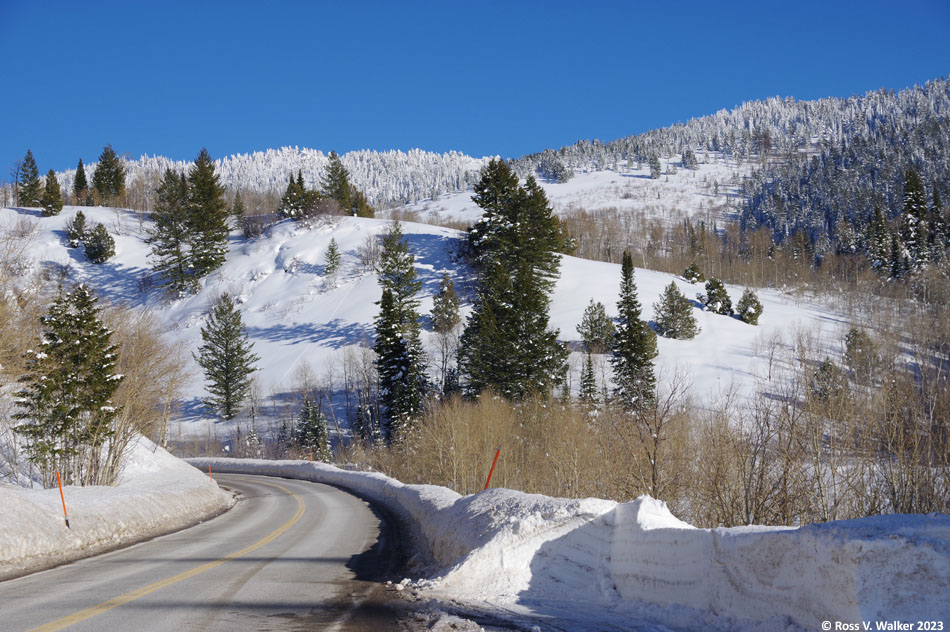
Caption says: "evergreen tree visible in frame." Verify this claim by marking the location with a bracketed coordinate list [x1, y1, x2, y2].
[84, 224, 116, 263]
[735, 288, 764, 325]
[148, 169, 194, 295]
[324, 237, 341, 278]
[683, 262, 705, 283]
[13, 284, 122, 487]
[928, 182, 946, 260]
[231, 191, 246, 224]
[576, 299, 615, 354]
[19, 149, 41, 207]
[431, 272, 461, 392]
[899, 167, 928, 267]
[42, 169, 63, 216]
[610, 251, 657, 411]
[460, 160, 568, 399]
[321, 151, 353, 212]
[888, 232, 905, 280]
[844, 327, 876, 384]
[194, 294, 260, 421]
[579, 352, 598, 404]
[91, 144, 125, 203]
[188, 148, 229, 278]
[866, 206, 890, 270]
[681, 148, 699, 170]
[65, 210, 87, 247]
[653, 282, 699, 339]
[378, 220, 422, 315]
[279, 171, 306, 218]
[649, 154, 662, 179]
[373, 288, 426, 442]
[296, 398, 332, 462]
[810, 357, 845, 402]
[700, 278, 733, 315]
[73, 158, 89, 205]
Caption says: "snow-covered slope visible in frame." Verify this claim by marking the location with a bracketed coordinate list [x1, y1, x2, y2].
[0, 437, 232, 581]
[0, 203, 842, 438]
[186, 458, 950, 632]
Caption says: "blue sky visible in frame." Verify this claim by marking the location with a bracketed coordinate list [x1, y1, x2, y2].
[1, 0, 948, 175]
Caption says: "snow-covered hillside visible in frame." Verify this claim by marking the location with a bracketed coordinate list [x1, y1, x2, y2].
[1, 203, 843, 441]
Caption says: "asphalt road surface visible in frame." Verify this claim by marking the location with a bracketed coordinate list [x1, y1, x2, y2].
[0, 474, 409, 632]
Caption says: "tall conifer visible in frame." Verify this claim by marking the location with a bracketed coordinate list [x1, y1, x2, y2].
[610, 251, 657, 411]
[19, 149, 41, 206]
[73, 158, 89, 205]
[148, 169, 194, 294]
[194, 294, 260, 420]
[188, 148, 229, 278]
[42, 169, 64, 216]
[91, 145, 125, 203]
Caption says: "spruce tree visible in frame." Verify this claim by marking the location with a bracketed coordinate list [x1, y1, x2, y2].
[735, 288, 764, 325]
[65, 210, 87, 247]
[700, 278, 732, 315]
[188, 148, 229, 279]
[231, 191, 246, 224]
[279, 171, 306, 218]
[431, 272, 461, 392]
[321, 151, 353, 213]
[324, 237, 341, 278]
[649, 154, 662, 179]
[378, 220, 422, 315]
[91, 144, 125, 203]
[13, 284, 122, 486]
[844, 327, 876, 384]
[579, 352, 598, 404]
[373, 288, 426, 442]
[42, 169, 64, 216]
[84, 224, 116, 263]
[653, 282, 699, 339]
[683, 262, 705, 284]
[928, 182, 946, 261]
[296, 398, 332, 461]
[148, 169, 194, 295]
[866, 206, 890, 270]
[73, 158, 89, 205]
[194, 294, 260, 421]
[576, 299, 615, 354]
[19, 149, 41, 207]
[610, 251, 657, 411]
[899, 167, 928, 268]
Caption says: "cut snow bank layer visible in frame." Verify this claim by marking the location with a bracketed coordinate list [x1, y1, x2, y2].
[188, 458, 950, 631]
[0, 438, 233, 580]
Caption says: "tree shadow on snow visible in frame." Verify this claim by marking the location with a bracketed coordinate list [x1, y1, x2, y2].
[246, 319, 373, 349]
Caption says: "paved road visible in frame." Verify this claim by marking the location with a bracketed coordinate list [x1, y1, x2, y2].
[0, 474, 407, 632]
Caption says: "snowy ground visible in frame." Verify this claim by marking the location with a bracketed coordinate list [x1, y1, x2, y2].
[186, 458, 950, 632]
[0, 437, 232, 580]
[0, 202, 844, 442]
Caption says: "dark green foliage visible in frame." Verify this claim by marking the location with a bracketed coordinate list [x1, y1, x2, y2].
[866, 206, 890, 270]
[460, 160, 568, 399]
[431, 273, 461, 392]
[378, 220, 422, 314]
[576, 299, 615, 354]
[888, 232, 905, 279]
[296, 398, 331, 462]
[649, 154, 661, 179]
[735, 288, 763, 325]
[844, 327, 876, 384]
[899, 167, 928, 267]
[279, 171, 307, 218]
[324, 237, 341, 277]
[13, 284, 122, 486]
[194, 294, 260, 421]
[700, 278, 732, 315]
[42, 169, 64, 216]
[231, 191, 246, 222]
[65, 210, 87, 247]
[73, 158, 90, 205]
[610, 251, 657, 411]
[188, 148, 229, 278]
[653, 282, 699, 339]
[579, 352, 598, 404]
[810, 357, 846, 402]
[84, 224, 116, 263]
[19, 149, 41, 207]
[681, 149, 698, 170]
[148, 169, 194, 295]
[91, 144, 125, 203]
[321, 152, 352, 212]
[683, 262, 705, 283]
[536, 154, 572, 183]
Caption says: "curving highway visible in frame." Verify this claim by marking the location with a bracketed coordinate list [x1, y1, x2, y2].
[0, 474, 407, 632]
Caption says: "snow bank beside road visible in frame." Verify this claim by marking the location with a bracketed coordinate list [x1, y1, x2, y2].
[189, 458, 950, 631]
[0, 438, 232, 580]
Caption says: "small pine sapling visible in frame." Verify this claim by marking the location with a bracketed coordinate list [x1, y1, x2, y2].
[84, 224, 116, 263]
[653, 282, 699, 339]
[65, 210, 87, 247]
[735, 288, 763, 325]
[683, 262, 705, 284]
[699, 278, 732, 315]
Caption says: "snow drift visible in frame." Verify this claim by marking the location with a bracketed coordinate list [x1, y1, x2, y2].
[0, 438, 233, 581]
[187, 458, 950, 631]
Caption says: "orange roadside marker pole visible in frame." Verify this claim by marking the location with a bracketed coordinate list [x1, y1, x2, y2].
[55, 471, 70, 529]
[208, 465, 213, 482]
[483, 445, 502, 490]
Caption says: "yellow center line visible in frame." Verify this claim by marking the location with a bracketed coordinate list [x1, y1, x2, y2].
[31, 479, 306, 632]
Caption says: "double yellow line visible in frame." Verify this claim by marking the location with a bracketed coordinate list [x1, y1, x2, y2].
[32, 480, 305, 632]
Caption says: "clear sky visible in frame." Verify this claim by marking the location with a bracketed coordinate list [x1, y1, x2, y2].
[1, 0, 948, 175]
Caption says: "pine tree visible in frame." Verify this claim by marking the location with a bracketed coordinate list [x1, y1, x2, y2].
[576, 299, 615, 354]
[321, 151, 353, 213]
[73, 158, 89, 205]
[928, 182, 946, 261]
[84, 224, 116, 263]
[148, 169, 194, 295]
[65, 210, 87, 247]
[888, 232, 905, 280]
[378, 220, 422, 315]
[431, 272, 461, 392]
[844, 327, 876, 384]
[231, 191, 246, 224]
[649, 154, 662, 179]
[42, 169, 64, 216]
[91, 144, 125, 204]
[700, 278, 732, 315]
[19, 149, 41, 207]
[611, 251, 657, 411]
[653, 282, 699, 339]
[13, 284, 122, 487]
[866, 206, 890, 270]
[296, 398, 332, 461]
[188, 148, 229, 278]
[899, 167, 928, 268]
[324, 237, 341, 278]
[279, 171, 306, 218]
[579, 352, 598, 404]
[373, 288, 426, 442]
[194, 294, 260, 421]
[735, 288, 764, 325]
[683, 262, 705, 283]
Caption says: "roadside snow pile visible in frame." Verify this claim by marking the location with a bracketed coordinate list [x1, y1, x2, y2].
[0, 437, 232, 580]
[188, 458, 950, 631]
